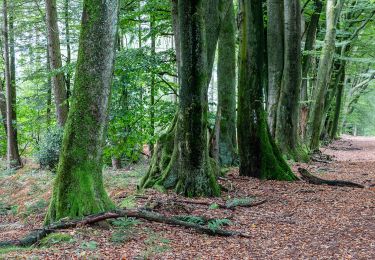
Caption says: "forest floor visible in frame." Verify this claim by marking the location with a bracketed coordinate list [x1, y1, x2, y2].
[0, 135, 374, 259]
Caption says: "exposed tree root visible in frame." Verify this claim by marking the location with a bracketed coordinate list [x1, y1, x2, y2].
[298, 168, 364, 188]
[0, 209, 251, 247]
[144, 197, 267, 210]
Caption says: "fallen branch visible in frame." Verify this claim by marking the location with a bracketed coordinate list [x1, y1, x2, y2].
[0, 209, 251, 247]
[298, 168, 364, 188]
[138, 196, 267, 210]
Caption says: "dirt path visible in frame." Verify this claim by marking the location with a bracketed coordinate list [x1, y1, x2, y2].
[1, 136, 374, 259]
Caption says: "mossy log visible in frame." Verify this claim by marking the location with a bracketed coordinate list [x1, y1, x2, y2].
[298, 168, 364, 188]
[0, 209, 251, 247]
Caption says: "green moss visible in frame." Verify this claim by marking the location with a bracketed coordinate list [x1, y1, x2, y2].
[40, 233, 74, 247]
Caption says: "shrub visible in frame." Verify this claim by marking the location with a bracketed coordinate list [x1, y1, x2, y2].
[36, 127, 63, 170]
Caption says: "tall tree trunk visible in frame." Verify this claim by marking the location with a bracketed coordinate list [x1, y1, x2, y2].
[46, 48, 52, 128]
[171, 0, 181, 85]
[64, 0, 71, 106]
[8, 1, 20, 158]
[150, 14, 156, 152]
[310, 0, 344, 150]
[300, 0, 323, 140]
[275, 0, 303, 160]
[45, 0, 118, 224]
[139, 0, 232, 196]
[0, 88, 6, 134]
[237, 0, 296, 180]
[2, 0, 21, 169]
[215, 1, 237, 166]
[266, 0, 284, 137]
[45, 0, 68, 127]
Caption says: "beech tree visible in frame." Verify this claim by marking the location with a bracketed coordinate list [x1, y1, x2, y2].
[45, 0, 68, 126]
[2, 0, 22, 169]
[140, 0, 232, 196]
[310, 0, 345, 150]
[215, 1, 237, 166]
[45, 0, 118, 223]
[237, 0, 296, 180]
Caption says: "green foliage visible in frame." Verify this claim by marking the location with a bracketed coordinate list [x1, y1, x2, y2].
[105, 47, 177, 165]
[36, 127, 63, 170]
[207, 218, 232, 232]
[40, 233, 74, 247]
[25, 199, 49, 216]
[142, 231, 171, 258]
[80, 241, 98, 250]
[111, 217, 141, 228]
[110, 230, 134, 244]
[119, 196, 137, 209]
[208, 203, 220, 210]
[173, 215, 206, 225]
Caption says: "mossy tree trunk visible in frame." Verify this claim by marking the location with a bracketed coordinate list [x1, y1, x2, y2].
[216, 1, 237, 166]
[140, 0, 232, 197]
[310, 0, 344, 151]
[237, 0, 296, 181]
[45, 0, 118, 224]
[275, 0, 303, 160]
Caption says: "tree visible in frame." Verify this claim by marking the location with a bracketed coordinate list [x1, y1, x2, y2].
[45, 0, 118, 224]
[266, 0, 284, 137]
[300, 0, 323, 140]
[45, 0, 68, 127]
[310, 0, 344, 150]
[139, 0, 232, 197]
[2, 0, 22, 169]
[215, 1, 237, 166]
[237, 0, 296, 180]
[275, 0, 304, 160]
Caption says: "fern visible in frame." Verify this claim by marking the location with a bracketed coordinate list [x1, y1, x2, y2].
[173, 215, 206, 225]
[207, 219, 232, 231]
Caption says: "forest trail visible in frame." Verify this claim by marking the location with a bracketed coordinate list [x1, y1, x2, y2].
[0, 136, 374, 259]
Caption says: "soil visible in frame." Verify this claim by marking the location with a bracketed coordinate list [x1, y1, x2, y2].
[0, 135, 374, 259]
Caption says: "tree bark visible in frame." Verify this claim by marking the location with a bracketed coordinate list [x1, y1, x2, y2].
[275, 0, 303, 160]
[300, 0, 323, 140]
[310, 0, 344, 151]
[45, 0, 118, 224]
[237, 0, 296, 180]
[45, 0, 68, 127]
[64, 0, 71, 106]
[216, 1, 237, 166]
[266, 0, 284, 137]
[2, 0, 21, 169]
[139, 0, 232, 197]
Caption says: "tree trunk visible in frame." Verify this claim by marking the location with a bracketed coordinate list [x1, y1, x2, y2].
[300, 0, 323, 140]
[266, 0, 284, 137]
[275, 0, 304, 160]
[216, 1, 237, 166]
[2, 0, 21, 169]
[139, 0, 232, 196]
[45, 0, 68, 127]
[45, 0, 118, 224]
[0, 89, 7, 134]
[64, 0, 71, 106]
[237, 0, 296, 180]
[46, 48, 52, 127]
[310, 0, 344, 151]
[150, 14, 156, 151]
